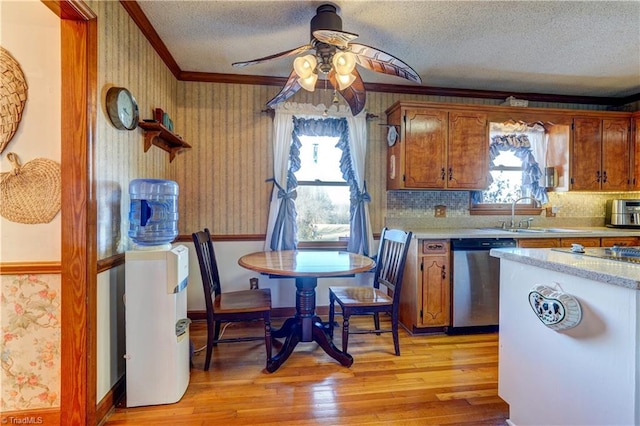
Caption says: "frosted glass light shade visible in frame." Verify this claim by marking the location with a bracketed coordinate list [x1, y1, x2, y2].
[293, 55, 317, 79]
[297, 73, 318, 91]
[332, 51, 356, 75]
[336, 72, 356, 90]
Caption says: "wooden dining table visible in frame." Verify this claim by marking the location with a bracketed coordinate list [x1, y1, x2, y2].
[238, 250, 375, 373]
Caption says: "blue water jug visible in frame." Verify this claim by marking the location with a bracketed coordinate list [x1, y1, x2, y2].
[128, 179, 178, 246]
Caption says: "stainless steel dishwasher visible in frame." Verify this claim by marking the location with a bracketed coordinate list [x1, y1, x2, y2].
[448, 238, 516, 334]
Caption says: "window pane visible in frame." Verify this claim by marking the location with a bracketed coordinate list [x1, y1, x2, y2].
[296, 184, 350, 242]
[492, 150, 521, 167]
[482, 170, 525, 203]
[296, 136, 344, 182]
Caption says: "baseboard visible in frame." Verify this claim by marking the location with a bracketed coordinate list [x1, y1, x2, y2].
[0, 408, 60, 425]
[96, 375, 125, 424]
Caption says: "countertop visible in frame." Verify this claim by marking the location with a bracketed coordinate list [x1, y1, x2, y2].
[409, 226, 640, 240]
[490, 247, 640, 290]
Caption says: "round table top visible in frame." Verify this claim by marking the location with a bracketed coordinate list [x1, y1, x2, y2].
[238, 250, 375, 278]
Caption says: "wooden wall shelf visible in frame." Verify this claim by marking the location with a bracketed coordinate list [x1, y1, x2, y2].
[138, 121, 191, 162]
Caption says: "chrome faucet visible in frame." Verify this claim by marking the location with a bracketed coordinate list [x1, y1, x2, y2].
[511, 196, 541, 228]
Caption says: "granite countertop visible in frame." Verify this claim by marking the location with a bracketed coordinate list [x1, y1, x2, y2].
[490, 247, 640, 290]
[410, 227, 640, 240]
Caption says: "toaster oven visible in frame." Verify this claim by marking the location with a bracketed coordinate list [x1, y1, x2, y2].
[606, 199, 640, 227]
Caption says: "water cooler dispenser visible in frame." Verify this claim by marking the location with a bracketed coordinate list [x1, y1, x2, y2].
[124, 179, 190, 407]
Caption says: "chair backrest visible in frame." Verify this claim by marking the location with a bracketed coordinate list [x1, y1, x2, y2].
[192, 228, 223, 314]
[373, 228, 413, 304]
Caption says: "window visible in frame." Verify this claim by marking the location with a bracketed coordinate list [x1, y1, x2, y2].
[482, 150, 529, 204]
[294, 135, 350, 242]
[470, 123, 548, 215]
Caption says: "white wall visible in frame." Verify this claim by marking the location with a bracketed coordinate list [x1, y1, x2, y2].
[0, 0, 61, 262]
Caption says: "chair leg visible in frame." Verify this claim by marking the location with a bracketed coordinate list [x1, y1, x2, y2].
[373, 312, 381, 335]
[213, 320, 221, 346]
[392, 312, 400, 356]
[204, 319, 215, 371]
[341, 313, 350, 354]
[264, 314, 272, 366]
[328, 291, 335, 339]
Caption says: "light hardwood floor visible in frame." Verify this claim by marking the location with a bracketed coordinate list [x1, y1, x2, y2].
[104, 317, 509, 425]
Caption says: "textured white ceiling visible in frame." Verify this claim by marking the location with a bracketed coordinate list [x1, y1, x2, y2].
[137, 0, 640, 98]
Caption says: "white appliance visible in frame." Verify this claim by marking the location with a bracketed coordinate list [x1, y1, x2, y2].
[124, 244, 190, 407]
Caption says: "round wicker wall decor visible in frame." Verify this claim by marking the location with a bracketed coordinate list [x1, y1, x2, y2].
[0, 46, 28, 155]
[0, 152, 61, 224]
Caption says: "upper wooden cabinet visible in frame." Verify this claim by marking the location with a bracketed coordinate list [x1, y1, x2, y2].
[386, 102, 489, 190]
[632, 113, 640, 190]
[570, 117, 631, 191]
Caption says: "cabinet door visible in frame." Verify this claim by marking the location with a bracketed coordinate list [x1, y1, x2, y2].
[601, 237, 639, 247]
[601, 118, 630, 190]
[404, 109, 447, 188]
[559, 237, 600, 248]
[420, 255, 450, 327]
[517, 238, 560, 248]
[571, 117, 602, 190]
[447, 111, 489, 189]
[632, 115, 640, 190]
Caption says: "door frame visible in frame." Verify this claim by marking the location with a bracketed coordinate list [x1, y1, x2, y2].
[44, 1, 97, 424]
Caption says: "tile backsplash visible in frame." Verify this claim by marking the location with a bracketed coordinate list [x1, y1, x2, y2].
[385, 190, 640, 230]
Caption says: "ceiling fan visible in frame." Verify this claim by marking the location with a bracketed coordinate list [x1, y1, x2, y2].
[232, 3, 422, 115]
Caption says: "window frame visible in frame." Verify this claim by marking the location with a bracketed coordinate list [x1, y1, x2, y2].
[294, 135, 351, 245]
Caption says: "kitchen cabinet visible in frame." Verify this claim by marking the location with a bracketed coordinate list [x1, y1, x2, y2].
[632, 113, 640, 190]
[570, 117, 630, 191]
[601, 236, 640, 247]
[386, 102, 488, 190]
[399, 239, 450, 332]
[518, 237, 637, 248]
[517, 238, 561, 248]
[559, 237, 601, 247]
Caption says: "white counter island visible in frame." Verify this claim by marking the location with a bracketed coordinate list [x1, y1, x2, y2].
[490, 247, 640, 426]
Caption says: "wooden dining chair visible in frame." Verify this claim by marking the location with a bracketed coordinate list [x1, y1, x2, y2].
[192, 228, 272, 371]
[328, 228, 413, 356]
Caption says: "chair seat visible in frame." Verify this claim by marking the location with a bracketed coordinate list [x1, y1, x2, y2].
[215, 288, 271, 313]
[329, 286, 393, 307]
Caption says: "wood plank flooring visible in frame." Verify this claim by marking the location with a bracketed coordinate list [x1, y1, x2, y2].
[103, 317, 509, 425]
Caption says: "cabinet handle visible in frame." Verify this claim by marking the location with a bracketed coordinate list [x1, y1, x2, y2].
[448, 167, 453, 181]
[441, 265, 446, 279]
[596, 170, 601, 183]
[602, 170, 607, 183]
[440, 167, 445, 180]
[427, 243, 443, 250]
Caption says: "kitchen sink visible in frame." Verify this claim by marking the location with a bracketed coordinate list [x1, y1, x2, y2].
[479, 227, 589, 234]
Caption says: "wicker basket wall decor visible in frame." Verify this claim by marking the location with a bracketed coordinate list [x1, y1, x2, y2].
[0, 152, 61, 224]
[1, 46, 28, 155]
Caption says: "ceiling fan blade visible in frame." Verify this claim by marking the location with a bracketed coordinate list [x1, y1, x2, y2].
[349, 43, 422, 84]
[312, 29, 358, 48]
[266, 69, 302, 107]
[232, 44, 312, 68]
[328, 68, 366, 116]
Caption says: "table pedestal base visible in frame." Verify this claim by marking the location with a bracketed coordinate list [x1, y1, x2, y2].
[266, 277, 353, 373]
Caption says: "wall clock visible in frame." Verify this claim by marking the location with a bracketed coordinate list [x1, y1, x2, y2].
[106, 87, 139, 130]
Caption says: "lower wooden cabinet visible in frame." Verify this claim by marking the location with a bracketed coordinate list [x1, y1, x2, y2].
[601, 237, 640, 247]
[399, 239, 451, 332]
[518, 236, 639, 248]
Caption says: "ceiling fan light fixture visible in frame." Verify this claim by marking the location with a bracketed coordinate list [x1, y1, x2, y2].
[336, 72, 356, 90]
[293, 54, 317, 79]
[297, 73, 318, 91]
[332, 51, 356, 74]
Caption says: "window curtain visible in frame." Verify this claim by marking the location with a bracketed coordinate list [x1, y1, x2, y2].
[471, 131, 548, 204]
[264, 102, 373, 254]
[472, 122, 548, 204]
